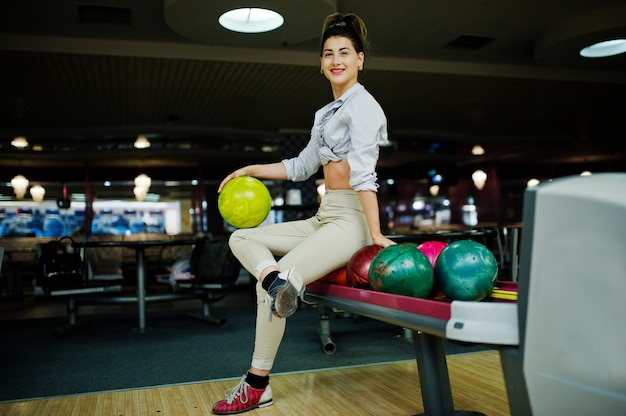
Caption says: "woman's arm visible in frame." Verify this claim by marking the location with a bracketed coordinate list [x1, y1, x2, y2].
[218, 162, 288, 192]
[358, 190, 396, 248]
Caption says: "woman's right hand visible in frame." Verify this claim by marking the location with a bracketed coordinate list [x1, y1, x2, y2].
[218, 162, 287, 193]
[218, 167, 248, 193]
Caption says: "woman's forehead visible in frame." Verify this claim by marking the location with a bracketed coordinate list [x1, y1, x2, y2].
[323, 36, 354, 50]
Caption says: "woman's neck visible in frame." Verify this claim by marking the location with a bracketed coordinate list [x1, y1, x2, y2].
[331, 80, 358, 100]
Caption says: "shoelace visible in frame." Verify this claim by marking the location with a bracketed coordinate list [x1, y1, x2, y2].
[225, 377, 249, 405]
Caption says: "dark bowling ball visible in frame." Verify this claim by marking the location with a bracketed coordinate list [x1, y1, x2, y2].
[368, 243, 434, 298]
[435, 239, 498, 301]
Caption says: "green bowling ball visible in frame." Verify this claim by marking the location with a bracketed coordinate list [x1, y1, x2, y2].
[435, 240, 498, 301]
[368, 243, 434, 298]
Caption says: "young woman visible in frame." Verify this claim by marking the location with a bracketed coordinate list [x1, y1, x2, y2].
[212, 12, 396, 415]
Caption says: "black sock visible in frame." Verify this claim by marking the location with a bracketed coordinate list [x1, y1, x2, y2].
[261, 271, 280, 292]
[246, 372, 269, 389]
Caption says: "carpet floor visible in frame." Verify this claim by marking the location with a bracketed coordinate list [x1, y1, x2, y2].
[0, 297, 486, 402]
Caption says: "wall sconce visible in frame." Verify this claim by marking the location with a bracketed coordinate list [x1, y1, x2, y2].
[472, 169, 487, 190]
[30, 184, 46, 202]
[134, 135, 151, 149]
[527, 178, 540, 188]
[11, 136, 29, 148]
[134, 174, 151, 201]
[471, 145, 485, 155]
[11, 174, 29, 199]
[315, 179, 326, 200]
[133, 186, 148, 201]
[134, 173, 151, 189]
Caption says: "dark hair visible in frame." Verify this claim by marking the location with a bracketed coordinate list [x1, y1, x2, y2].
[319, 13, 369, 56]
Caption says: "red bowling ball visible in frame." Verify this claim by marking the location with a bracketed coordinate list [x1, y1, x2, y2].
[320, 267, 348, 286]
[346, 245, 383, 289]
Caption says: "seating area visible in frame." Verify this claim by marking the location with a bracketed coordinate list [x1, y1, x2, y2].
[1, 234, 248, 334]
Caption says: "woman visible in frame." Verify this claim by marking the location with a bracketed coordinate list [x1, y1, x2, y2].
[212, 12, 396, 415]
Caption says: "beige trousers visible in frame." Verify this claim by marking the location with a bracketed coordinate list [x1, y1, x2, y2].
[228, 190, 371, 370]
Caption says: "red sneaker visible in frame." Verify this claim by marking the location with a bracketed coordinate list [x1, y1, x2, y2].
[212, 376, 273, 415]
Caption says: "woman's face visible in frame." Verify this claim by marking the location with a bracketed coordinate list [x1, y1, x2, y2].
[320, 36, 364, 95]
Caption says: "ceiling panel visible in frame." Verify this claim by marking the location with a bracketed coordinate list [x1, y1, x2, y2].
[0, 0, 624, 181]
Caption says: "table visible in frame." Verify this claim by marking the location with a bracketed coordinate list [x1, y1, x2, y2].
[74, 238, 198, 333]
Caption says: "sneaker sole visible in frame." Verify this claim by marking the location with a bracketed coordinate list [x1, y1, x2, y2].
[213, 400, 273, 415]
[275, 269, 303, 318]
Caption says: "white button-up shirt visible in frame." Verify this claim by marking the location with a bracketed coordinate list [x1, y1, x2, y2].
[282, 83, 388, 191]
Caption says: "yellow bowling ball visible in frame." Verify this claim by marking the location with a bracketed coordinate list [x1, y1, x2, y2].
[218, 176, 272, 228]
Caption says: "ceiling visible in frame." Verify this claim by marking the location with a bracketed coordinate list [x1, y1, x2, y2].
[0, 0, 625, 186]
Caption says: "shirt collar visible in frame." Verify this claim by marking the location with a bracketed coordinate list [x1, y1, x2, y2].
[333, 83, 363, 106]
[314, 83, 364, 127]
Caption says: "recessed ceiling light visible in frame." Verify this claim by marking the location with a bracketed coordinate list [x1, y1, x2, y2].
[218, 8, 284, 33]
[11, 136, 29, 148]
[579, 38, 626, 58]
[134, 134, 151, 149]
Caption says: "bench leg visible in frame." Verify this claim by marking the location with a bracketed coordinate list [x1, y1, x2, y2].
[53, 296, 89, 336]
[317, 306, 336, 355]
[413, 331, 485, 416]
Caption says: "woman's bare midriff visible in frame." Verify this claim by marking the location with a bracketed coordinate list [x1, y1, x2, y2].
[323, 160, 352, 190]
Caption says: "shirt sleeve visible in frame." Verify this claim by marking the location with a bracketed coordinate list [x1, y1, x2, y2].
[281, 137, 322, 182]
[345, 95, 388, 191]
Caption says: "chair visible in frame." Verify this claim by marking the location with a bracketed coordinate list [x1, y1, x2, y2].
[35, 237, 123, 335]
[173, 236, 242, 327]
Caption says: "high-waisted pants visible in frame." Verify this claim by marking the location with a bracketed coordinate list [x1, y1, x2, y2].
[228, 190, 372, 370]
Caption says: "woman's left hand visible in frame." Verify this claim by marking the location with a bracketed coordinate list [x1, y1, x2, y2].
[372, 234, 396, 248]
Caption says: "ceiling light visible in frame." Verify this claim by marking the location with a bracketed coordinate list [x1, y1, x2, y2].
[218, 8, 284, 33]
[11, 136, 28, 148]
[11, 175, 29, 199]
[580, 39, 626, 58]
[134, 135, 151, 149]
